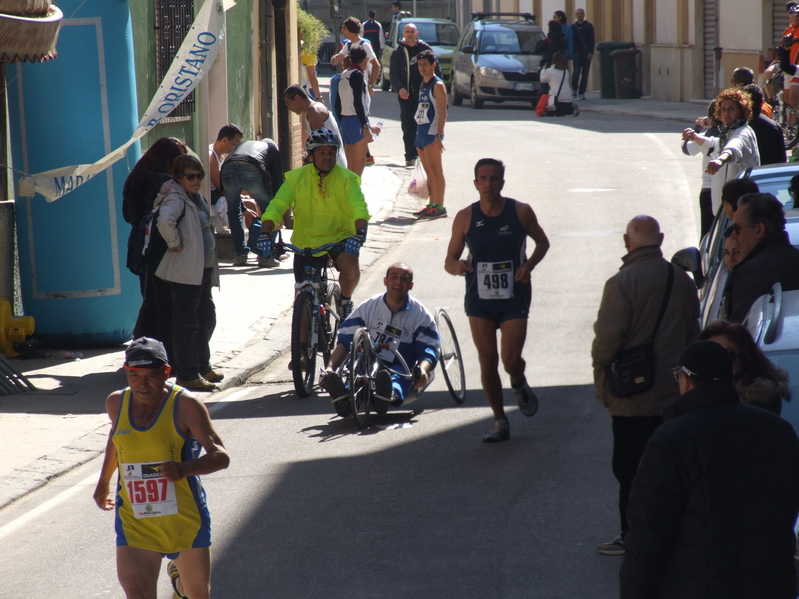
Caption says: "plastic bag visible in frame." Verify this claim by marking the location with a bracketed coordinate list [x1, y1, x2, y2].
[408, 161, 429, 200]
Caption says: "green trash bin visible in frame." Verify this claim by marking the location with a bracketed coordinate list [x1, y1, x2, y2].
[596, 41, 635, 99]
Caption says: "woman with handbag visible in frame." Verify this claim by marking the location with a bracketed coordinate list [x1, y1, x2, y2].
[154, 155, 221, 392]
[538, 53, 579, 117]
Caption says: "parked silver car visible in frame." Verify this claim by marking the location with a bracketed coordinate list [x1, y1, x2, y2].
[450, 13, 544, 109]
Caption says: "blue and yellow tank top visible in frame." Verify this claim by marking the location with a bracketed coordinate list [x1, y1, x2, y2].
[415, 76, 442, 136]
[112, 384, 211, 554]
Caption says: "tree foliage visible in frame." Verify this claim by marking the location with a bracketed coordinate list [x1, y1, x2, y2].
[297, 4, 329, 56]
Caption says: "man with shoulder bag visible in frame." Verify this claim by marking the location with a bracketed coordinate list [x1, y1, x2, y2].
[591, 215, 700, 557]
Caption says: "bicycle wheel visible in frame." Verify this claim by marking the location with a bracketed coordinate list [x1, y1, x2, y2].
[436, 308, 466, 404]
[349, 328, 373, 428]
[291, 291, 317, 397]
[322, 283, 342, 367]
[783, 102, 799, 150]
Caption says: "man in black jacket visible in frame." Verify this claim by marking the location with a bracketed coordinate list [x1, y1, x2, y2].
[220, 138, 284, 267]
[389, 23, 441, 167]
[621, 340, 799, 599]
[724, 192, 799, 322]
[742, 84, 786, 165]
[571, 9, 595, 100]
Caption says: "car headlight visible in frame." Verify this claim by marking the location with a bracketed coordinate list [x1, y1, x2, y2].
[478, 67, 503, 81]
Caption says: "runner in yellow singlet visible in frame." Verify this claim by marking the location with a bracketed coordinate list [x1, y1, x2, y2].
[94, 337, 230, 599]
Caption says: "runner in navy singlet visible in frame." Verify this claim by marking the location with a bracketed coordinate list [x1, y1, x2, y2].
[445, 158, 550, 442]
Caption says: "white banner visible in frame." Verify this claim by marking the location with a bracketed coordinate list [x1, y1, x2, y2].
[17, 0, 233, 202]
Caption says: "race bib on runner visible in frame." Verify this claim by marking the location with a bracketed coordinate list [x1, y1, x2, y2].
[477, 261, 514, 300]
[415, 102, 430, 125]
[121, 461, 178, 519]
[372, 321, 404, 362]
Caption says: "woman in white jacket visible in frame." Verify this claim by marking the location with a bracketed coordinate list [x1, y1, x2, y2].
[539, 52, 578, 117]
[155, 154, 221, 392]
[682, 89, 760, 216]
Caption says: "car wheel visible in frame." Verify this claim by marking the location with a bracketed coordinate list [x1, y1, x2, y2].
[451, 83, 464, 106]
[470, 78, 483, 109]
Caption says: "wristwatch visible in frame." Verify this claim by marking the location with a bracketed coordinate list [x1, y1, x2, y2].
[435, 132, 445, 141]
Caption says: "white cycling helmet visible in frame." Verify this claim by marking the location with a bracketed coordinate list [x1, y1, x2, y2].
[306, 128, 342, 152]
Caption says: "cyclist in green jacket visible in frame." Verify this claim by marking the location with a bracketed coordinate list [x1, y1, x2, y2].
[257, 129, 370, 317]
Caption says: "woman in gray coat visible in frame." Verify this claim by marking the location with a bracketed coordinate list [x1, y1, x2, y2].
[154, 154, 221, 391]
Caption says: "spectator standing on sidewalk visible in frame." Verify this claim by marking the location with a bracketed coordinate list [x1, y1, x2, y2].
[154, 155, 221, 392]
[390, 23, 441, 167]
[361, 10, 384, 68]
[335, 45, 375, 177]
[742, 84, 786, 165]
[591, 215, 700, 556]
[220, 138, 285, 267]
[412, 50, 448, 220]
[620, 340, 799, 599]
[681, 101, 720, 237]
[553, 11, 573, 61]
[571, 8, 594, 100]
[284, 84, 348, 168]
[122, 137, 187, 352]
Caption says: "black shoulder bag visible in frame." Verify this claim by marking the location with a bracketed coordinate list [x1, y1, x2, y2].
[607, 264, 675, 397]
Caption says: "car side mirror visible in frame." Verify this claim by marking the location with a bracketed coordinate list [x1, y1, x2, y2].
[461, 45, 474, 54]
[671, 247, 704, 289]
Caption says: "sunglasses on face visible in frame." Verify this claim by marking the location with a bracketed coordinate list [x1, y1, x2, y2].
[732, 222, 756, 234]
[183, 172, 205, 181]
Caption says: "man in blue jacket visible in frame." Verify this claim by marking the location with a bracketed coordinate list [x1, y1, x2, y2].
[571, 8, 595, 100]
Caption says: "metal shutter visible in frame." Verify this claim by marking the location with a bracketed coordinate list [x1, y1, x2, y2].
[775, 0, 790, 46]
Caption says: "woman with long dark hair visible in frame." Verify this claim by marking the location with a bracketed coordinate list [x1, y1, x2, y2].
[122, 137, 187, 353]
[700, 320, 790, 414]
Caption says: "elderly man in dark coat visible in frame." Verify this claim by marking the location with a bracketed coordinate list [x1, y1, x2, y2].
[592, 215, 700, 556]
[725, 192, 799, 322]
[620, 340, 799, 599]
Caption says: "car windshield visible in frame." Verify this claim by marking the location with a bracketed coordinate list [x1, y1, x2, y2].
[753, 173, 796, 208]
[414, 22, 460, 46]
[478, 26, 544, 54]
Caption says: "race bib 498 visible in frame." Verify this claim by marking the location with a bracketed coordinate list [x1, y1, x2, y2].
[477, 261, 514, 300]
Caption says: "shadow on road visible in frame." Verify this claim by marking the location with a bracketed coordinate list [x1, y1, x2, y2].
[205, 382, 623, 598]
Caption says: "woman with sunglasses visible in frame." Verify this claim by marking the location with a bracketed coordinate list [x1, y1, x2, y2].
[154, 154, 221, 392]
[699, 320, 790, 415]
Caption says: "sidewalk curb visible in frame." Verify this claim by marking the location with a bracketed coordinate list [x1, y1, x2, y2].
[0, 163, 416, 511]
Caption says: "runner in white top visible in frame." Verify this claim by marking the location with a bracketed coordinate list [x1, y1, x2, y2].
[283, 84, 348, 167]
[331, 16, 380, 108]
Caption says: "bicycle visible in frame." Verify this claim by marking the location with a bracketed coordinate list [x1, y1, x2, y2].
[342, 307, 466, 429]
[283, 242, 343, 397]
[766, 74, 799, 150]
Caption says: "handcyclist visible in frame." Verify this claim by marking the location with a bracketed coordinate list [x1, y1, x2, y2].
[257, 128, 370, 318]
[444, 158, 550, 443]
[322, 262, 440, 417]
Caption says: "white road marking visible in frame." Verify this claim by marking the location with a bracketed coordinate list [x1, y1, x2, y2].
[0, 472, 98, 539]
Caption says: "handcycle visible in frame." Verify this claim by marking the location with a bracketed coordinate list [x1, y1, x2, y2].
[283, 242, 343, 397]
[341, 307, 466, 428]
[766, 74, 799, 150]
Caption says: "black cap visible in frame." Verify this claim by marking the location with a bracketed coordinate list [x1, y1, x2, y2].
[125, 337, 169, 368]
[676, 340, 733, 384]
[369, 9, 376, 17]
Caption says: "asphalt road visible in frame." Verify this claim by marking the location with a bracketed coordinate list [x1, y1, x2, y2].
[0, 89, 700, 598]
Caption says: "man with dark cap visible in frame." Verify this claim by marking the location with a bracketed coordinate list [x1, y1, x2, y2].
[93, 337, 230, 599]
[620, 340, 799, 599]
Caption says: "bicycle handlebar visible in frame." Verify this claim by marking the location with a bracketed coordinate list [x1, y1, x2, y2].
[282, 242, 343, 256]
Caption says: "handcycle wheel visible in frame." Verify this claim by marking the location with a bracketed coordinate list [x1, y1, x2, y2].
[291, 291, 317, 398]
[783, 102, 799, 150]
[349, 328, 373, 428]
[435, 308, 466, 404]
[322, 283, 342, 367]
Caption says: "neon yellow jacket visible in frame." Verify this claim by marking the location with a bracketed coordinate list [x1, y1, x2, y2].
[262, 163, 370, 252]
